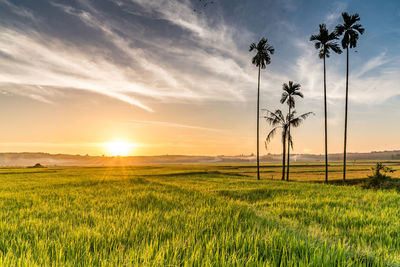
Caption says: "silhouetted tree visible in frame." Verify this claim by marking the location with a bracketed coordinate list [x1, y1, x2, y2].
[335, 12, 364, 182]
[281, 81, 303, 181]
[265, 109, 314, 181]
[265, 110, 289, 180]
[310, 24, 342, 183]
[249, 38, 274, 180]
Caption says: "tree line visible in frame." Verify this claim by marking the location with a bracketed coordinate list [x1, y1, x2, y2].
[250, 12, 364, 182]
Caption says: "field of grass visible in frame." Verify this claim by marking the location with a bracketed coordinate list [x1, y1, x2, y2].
[1, 162, 400, 266]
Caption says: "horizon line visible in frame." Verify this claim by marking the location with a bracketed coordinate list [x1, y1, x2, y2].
[1, 149, 400, 158]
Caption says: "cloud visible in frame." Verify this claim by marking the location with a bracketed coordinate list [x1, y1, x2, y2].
[292, 40, 400, 106]
[0, 0, 36, 21]
[0, 0, 262, 111]
[127, 119, 221, 132]
[0, 26, 155, 110]
[0, 0, 399, 116]
[355, 52, 389, 77]
[0, 83, 59, 104]
[324, 2, 347, 28]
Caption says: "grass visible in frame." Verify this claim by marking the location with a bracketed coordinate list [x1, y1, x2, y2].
[0, 163, 400, 266]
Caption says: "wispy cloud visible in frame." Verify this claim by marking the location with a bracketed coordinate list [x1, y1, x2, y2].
[127, 119, 221, 132]
[0, 0, 36, 21]
[0, 0, 399, 115]
[324, 2, 347, 28]
[292, 40, 400, 107]
[0, 0, 259, 111]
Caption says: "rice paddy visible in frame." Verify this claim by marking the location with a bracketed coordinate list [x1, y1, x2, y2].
[1, 162, 400, 266]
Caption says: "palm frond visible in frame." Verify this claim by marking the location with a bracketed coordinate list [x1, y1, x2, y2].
[290, 111, 314, 127]
[350, 13, 360, 23]
[328, 31, 339, 41]
[353, 24, 365, 34]
[274, 109, 285, 121]
[265, 127, 280, 150]
[288, 96, 295, 109]
[299, 111, 315, 120]
[293, 91, 304, 98]
[309, 34, 320, 42]
[335, 24, 345, 35]
[264, 109, 285, 125]
[342, 12, 351, 24]
[280, 92, 289, 104]
[282, 83, 290, 92]
[327, 43, 342, 54]
[265, 44, 275, 55]
[319, 24, 328, 35]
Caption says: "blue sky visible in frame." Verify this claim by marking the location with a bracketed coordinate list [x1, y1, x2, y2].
[0, 0, 399, 155]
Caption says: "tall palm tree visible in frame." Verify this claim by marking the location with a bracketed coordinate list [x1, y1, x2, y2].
[335, 12, 364, 182]
[310, 24, 342, 183]
[265, 109, 314, 181]
[280, 81, 304, 181]
[249, 38, 274, 180]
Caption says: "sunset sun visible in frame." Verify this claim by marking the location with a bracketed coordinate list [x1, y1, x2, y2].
[106, 141, 134, 156]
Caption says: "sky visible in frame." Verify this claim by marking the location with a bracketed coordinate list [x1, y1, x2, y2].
[0, 0, 399, 156]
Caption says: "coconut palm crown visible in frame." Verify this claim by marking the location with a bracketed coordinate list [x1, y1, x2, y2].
[335, 12, 365, 49]
[310, 24, 342, 58]
[249, 38, 275, 68]
[280, 81, 304, 109]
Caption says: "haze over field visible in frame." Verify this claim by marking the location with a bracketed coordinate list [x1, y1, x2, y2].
[2, 151, 400, 167]
[0, 0, 399, 156]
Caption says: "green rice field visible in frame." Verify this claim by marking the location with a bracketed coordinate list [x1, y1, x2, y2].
[1, 162, 400, 266]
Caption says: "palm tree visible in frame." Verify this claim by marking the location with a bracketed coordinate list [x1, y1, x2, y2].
[335, 12, 364, 182]
[280, 81, 304, 181]
[265, 110, 289, 180]
[310, 24, 342, 183]
[249, 38, 274, 180]
[265, 109, 314, 181]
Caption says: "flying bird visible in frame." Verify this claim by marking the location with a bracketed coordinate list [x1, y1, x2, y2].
[193, 0, 215, 13]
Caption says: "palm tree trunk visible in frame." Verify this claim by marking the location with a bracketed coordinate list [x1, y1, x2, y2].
[282, 134, 286, 180]
[286, 107, 291, 181]
[323, 54, 328, 183]
[257, 65, 261, 180]
[343, 47, 349, 182]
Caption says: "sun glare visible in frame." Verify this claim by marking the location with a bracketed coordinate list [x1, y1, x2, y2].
[106, 141, 134, 156]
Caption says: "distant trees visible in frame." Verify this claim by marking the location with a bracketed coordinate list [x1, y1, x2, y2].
[335, 12, 365, 182]
[249, 38, 275, 180]
[310, 24, 342, 183]
[265, 108, 313, 181]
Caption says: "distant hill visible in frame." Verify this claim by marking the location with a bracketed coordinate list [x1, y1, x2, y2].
[0, 151, 400, 167]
